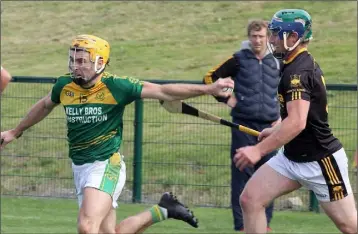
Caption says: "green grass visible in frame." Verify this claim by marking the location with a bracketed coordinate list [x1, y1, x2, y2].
[1, 1, 357, 82]
[1, 1, 357, 208]
[1, 196, 340, 233]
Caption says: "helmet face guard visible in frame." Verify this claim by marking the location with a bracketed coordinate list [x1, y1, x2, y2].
[68, 48, 100, 86]
[68, 35, 110, 86]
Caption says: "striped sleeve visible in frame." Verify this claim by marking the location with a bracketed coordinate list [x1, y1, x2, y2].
[203, 56, 237, 85]
[203, 56, 237, 103]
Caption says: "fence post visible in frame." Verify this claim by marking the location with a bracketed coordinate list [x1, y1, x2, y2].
[132, 99, 143, 203]
[309, 190, 319, 213]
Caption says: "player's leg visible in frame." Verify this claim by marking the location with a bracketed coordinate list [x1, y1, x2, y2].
[100, 207, 159, 234]
[306, 149, 357, 234]
[239, 150, 302, 233]
[99, 202, 155, 234]
[230, 123, 255, 231]
[99, 209, 117, 234]
[98, 153, 198, 233]
[254, 149, 277, 230]
[98, 153, 127, 234]
[78, 187, 113, 233]
[320, 195, 357, 234]
[114, 209, 155, 234]
[230, 161, 254, 231]
[75, 152, 125, 234]
[114, 192, 199, 234]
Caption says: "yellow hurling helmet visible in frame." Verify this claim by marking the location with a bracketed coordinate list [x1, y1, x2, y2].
[70, 34, 110, 72]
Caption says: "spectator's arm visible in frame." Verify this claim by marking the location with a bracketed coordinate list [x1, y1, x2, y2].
[203, 56, 237, 103]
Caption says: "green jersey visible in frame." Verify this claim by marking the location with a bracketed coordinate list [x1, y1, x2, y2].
[51, 72, 143, 165]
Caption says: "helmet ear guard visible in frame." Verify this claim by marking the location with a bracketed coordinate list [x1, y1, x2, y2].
[93, 55, 106, 74]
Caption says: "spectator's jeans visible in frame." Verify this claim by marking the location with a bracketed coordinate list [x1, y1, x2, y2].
[230, 117, 277, 231]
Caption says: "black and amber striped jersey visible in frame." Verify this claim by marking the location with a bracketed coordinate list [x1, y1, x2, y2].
[278, 48, 342, 162]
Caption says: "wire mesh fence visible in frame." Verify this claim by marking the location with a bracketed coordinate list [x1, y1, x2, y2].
[1, 78, 357, 211]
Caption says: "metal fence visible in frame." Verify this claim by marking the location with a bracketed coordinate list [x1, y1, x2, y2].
[1, 77, 357, 212]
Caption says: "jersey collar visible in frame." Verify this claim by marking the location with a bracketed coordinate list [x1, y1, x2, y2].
[283, 47, 308, 64]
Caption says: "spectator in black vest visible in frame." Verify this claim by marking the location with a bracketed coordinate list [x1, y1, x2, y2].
[203, 20, 281, 232]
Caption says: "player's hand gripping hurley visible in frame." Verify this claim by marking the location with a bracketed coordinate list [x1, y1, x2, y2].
[160, 100, 259, 137]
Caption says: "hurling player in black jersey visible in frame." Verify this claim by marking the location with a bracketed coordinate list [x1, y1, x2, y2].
[233, 9, 357, 234]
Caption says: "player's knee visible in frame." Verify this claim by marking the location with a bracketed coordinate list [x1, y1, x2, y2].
[99, 221, 116, 234]
[336, 218, 357, 234]
[100, 226, 115, 234]
[337, 224, 357, 234]
[239, 190, 263, 212]
[77, 216, 99, 234]
[77, 220, 90, 234]
[114, 224, 121, 234]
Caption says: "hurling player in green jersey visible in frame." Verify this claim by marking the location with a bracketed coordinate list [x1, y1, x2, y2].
[1, 34, 234, 234]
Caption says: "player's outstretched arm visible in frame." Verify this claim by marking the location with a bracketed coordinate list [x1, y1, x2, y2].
[141, 77, 234, 101]
[0, 66, 12, 94]
[0, 92, 58, 149]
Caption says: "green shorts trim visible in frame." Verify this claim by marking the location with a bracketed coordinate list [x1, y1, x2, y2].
[99, 152, 122, 196]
